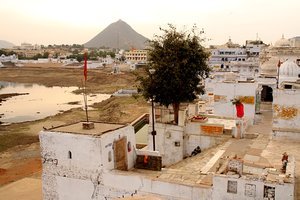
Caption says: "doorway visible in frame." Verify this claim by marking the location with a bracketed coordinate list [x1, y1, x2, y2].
[261, 86, 273, 102]
[113, 137, 128, 170]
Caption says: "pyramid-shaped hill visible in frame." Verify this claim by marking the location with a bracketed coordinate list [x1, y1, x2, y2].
[84, 20, 149, 50]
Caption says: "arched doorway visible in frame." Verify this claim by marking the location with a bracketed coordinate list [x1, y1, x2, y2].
[261, 86, 273, 102]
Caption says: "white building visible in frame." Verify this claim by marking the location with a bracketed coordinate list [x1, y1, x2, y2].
[289, 36, 300, 48]
[0, 54, 18, 62]
[257, 35, 300, 140]
[271, 59, 300, 139]
[124, 49, 147, 64]
[40, 122, 136, 199]
[39, 110, 238, 199]
[212, 157, 295, 200]
[40, 118, 295, 200]
[208, 38, 265, 78]
[204, 72, 258, 126]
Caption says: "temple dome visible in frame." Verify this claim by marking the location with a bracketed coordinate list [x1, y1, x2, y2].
[279, 60, 300, 77]
[274, 35, 290, 47]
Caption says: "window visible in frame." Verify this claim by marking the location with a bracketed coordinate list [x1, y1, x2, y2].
[264, 185, 275, 199]
[284, 84, 292, 89]
[227, 180, 237, 194]
[127, 141, 131, 152]
[245, 184, 256, 197]
[68, 151, 72, 159]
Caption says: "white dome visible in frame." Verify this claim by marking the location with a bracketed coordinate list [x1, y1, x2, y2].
[279, 60, 300, 77]
[274, 35, 290, 47]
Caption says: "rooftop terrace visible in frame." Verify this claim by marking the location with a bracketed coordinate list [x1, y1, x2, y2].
[48, 121, 125, 136]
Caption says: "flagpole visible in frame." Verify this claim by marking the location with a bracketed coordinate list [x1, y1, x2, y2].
[277, 60, 281, 89]
[84, 80, 89, 122]
[83, 52, 89, 122]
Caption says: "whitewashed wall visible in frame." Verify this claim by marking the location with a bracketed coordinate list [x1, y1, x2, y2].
[40, 125, 136, 200]
[149, 123, 184, 166]
[273, 89, 300, 135]
[40, 131, 103, 171]
[184, 122, 227, 156]
[205, 81, 257, 124]
[212, 175, 294, 200]
[103, 171, 212, 200]
[100, 126, 136, 170]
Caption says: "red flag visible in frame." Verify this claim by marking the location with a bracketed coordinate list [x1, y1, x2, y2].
[83, 52, 87, 81]
[277, 60, 282, 68]
[235, 103, 244, 118]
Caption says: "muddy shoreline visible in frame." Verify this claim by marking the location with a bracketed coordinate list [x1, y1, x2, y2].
[0, 65, 148, 186]
[0, 93, 29, 104]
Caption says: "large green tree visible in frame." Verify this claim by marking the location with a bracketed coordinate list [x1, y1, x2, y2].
[139, 24, 210, 124]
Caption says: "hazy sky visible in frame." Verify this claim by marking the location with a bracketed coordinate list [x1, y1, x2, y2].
[1, 0, 299, 46]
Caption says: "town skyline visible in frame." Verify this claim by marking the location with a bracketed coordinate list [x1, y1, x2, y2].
[1, 0, 299, 46]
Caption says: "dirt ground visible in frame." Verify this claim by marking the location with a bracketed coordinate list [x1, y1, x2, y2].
[0, 64, 148, 187]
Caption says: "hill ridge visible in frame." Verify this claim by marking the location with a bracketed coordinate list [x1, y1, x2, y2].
[0, 40, 15, 49]
[84, 20, 148, 50]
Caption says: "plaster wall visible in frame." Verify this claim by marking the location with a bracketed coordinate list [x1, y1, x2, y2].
[150, 123, 184, 166]
[273, 89, 300, 133]
[205, 81, 257, 124]
[273, 130, 300, 140]
[40, 131, 102, 171]
[100, 126, 136, 170]
[40, 125, 135, 171]
[47, 170, 213, 200]
[103, 171, 212, 200]
[183, 134, 225, 157]
[40, 125, 136, 199]
[212, 175, 294, 200]
[184, 122, 227, 156]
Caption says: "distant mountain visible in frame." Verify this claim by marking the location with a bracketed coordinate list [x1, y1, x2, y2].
[84, 20, 148, 50]
[0, 40, 14, 49]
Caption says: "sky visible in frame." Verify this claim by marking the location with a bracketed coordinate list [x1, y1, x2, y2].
[1, 0, 299, 47]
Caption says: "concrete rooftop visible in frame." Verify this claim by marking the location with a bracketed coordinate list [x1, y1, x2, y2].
[49, 121, 125, 136]
[123, 103, 298, 192]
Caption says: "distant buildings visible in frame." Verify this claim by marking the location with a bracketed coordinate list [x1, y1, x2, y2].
[208, 38, 266, 78]
[0, 54, 18, 62]
[124, 49, 148, 64]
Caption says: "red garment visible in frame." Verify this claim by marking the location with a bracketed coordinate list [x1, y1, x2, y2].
[144, 155, 148, 164]
[235, 103, 244, 118]
[83, 52, 87, 81]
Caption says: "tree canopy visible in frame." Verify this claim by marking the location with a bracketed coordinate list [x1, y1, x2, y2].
[139, 24, 210, 123]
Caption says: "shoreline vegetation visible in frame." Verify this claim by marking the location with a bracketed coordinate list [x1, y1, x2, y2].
[0, 64, 148, 186]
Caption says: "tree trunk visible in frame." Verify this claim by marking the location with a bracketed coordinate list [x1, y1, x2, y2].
[173, 102, 180, 124]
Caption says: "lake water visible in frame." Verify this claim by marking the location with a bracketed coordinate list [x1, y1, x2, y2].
[0, 81, 110, 124]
